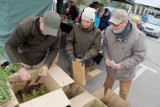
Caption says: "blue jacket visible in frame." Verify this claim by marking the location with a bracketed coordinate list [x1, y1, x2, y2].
[99, 12, 111, 31]
[94, 12, 100, 27]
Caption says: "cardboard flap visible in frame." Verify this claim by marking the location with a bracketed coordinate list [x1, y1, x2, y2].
[19, 89, 71, 107]
[43, 72, 60, 91]
[87, 69, 102, 77]
[19, 101, 31, 107]
[49, 64, 74, 87]
[70, 91, 95, 107]
[72, 59, 86, 86]
[92, 87, 105, 101]
[9, 70, 39, 92]
[104, 89, 130, 107]
[82, 98, 107, 107]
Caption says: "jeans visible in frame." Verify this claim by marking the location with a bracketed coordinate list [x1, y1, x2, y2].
[103, 74, 132, 101]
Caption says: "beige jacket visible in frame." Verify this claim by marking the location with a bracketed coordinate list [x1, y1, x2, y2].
[103, 21, 147, 80]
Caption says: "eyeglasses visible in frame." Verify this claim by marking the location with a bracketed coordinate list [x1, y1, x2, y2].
[111, 21, 125, 27]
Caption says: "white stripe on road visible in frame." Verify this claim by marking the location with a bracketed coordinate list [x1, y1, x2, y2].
[139, 64, 158, 73]
[114, 64, 158, 94]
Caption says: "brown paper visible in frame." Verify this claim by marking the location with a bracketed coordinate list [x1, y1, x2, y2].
[72, 59, 86, 86]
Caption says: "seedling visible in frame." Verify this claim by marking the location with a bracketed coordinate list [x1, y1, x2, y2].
[16, 83, 49, 103]
[0, 67, 11, 104]
[0, 64, 21, 105]
[92, 102, 101, 107]
[24, 68, 43, 90]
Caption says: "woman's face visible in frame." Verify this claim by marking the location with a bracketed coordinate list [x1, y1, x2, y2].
[81, 20, 92, 29]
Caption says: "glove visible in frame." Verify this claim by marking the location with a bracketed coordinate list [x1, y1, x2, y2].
[68, 53, 75, 62]
[80, 56, 89, 66]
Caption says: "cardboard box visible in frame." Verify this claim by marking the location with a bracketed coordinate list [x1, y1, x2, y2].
[70, 91, 95, 107]
[8, 64, 74, 107]
[19, 89, 70, 107]
[92, 87, 130, 107]
[72, 59, 102, 86]
[70, 91, 107, 107]
[49, 64, 74, 88]
[82, 98, 107, 107]
[92, 87, 105, 101]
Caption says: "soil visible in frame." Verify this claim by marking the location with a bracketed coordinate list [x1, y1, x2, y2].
[15, 83, 49, 103]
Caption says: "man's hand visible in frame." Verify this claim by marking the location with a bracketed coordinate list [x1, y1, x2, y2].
[19, 67, 31, 81]
[39, 65, 49, 76]
[105, 58, 110, 66]
[113, 63, 121, 70]
[101, 30, 105, 34]
[105, 59, 121, 70]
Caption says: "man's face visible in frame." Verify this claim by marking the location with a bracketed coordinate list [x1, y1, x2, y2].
[99, 11, 104, 18]
[95, 8, 99, 12]
[70, 2, 75, 6]
[111, 20, 128, 33]
[40, 17, 46, 35]
[69, 0, 75, 6]
[81, 20, 92, 29]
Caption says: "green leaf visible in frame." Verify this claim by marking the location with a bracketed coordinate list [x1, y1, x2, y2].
[38, 68, 43, 73]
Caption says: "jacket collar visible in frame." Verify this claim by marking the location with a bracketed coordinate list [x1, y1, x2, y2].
[31, 18, 46, 40]
[112, 20, 134, 42]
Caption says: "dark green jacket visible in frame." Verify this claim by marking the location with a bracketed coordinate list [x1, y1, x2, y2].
[5, 16, 61, 68]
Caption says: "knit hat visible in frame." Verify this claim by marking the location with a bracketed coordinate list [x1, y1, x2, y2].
[81, 7, 95, 22]
[43, 11, 61, 37]
[104, 8, 109, 14]
[109, 9, 128, 25]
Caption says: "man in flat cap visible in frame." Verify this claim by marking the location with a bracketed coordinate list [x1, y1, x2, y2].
[103, 9, 147, 101]
[5, 11, 61, 81]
